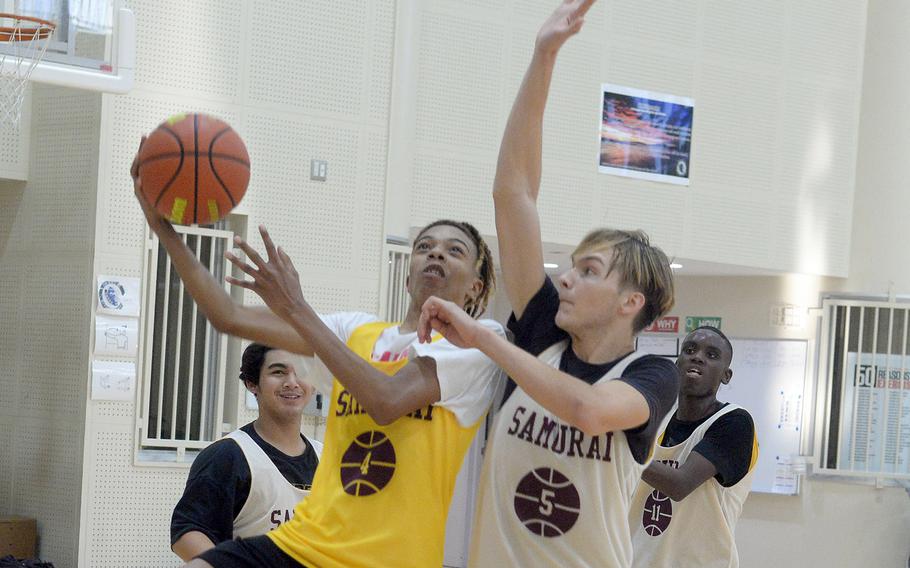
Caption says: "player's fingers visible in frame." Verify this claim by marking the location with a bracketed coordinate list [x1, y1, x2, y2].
[276, 246, 298, 276]
[225, 275, 256, 291]
[258, 225, 280, 263]
[131, 136, 147, 181]
[225, 250, 260, 278]
[417, 310, 432, 343]
[233, 235, 268, 269]
[574, 0, 596, 19]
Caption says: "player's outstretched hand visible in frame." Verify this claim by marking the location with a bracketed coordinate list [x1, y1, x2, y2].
[535, 0, 596, 57]
[131, 136, 172, 233]
[418, 296, 484, 349]
[225, 225, 310, 319]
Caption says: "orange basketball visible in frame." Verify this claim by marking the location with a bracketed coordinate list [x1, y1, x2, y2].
[138, 113, 250, 225]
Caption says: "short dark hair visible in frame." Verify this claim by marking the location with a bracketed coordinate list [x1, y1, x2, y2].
[690, 325, 733, 359]
[239, 343, 274, 386]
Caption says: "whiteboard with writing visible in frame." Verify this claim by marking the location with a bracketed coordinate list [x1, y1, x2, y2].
[717, 339, 807, 494]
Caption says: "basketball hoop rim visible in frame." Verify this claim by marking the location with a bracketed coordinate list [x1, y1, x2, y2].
[0, 13, 56, 42]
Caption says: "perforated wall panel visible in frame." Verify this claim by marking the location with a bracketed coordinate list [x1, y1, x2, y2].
[87, 0, 397, 561]
[415, 10, 505, 155]
[0, 80, 98, 568]
[605, 0, 693, 54]
[248, 0, 366, 116]
[0, 419, 11, 515]
[11, 422, 82, 567]
[19, 258, 91, 420]
[241, 113, 385, 284]
[359, 129, 388, 279]
[123, 0, 243, 100]
[367, 1, 396, 121]
[0, 122, 28, 179]
[84, 430, 185, 567]
[0, 180, 26, 251]
[405, 0, 865, 277]
[28, 86, 100, 251]
[411, 153, 496, 235]
[0, 261, 22, 418]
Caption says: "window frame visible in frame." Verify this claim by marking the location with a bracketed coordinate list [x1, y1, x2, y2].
[134, 223, 233, 465]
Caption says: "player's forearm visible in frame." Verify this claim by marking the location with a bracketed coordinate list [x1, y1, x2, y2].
[152, 223, 242, 333]
[492, 51, 556, 205]
[172, 530, 216, 561]
[473, 326, 624, 435]
[641, 462, 698, 502]
[154, 226, 316, 355]
[282, 306, 405, 424]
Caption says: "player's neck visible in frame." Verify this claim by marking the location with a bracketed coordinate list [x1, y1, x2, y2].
[399, 299, 429, 333]
[568, 325, 635, 365]
[253, 414, 305, 456]
[399, 305, 420, 333]
[676, 396, 721, 422]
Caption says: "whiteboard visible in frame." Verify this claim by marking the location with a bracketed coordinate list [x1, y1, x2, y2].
[716, 339, 807, 494]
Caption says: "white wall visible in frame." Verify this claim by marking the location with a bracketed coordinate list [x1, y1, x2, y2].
[848, 0, 910, 296]
[0, 85, 101, 568]
[79, 0, 396, 565]
[391, 0, 866, 277]
[672, 274, 910, 568]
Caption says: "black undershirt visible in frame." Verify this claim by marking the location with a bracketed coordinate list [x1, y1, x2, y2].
[504, 278, 680, 464]
[661, 403, 756, 486]
[170, 422, 319, 547]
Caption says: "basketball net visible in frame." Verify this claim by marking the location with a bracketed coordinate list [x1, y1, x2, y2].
[0, 13, 55, 129]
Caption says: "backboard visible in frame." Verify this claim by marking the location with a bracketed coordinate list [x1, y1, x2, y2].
[0, 0, 134, 93]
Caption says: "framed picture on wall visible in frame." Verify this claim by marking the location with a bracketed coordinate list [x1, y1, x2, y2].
[599, 84, 694, 186]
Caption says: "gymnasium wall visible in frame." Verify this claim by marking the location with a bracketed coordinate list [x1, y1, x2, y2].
[0, 85, 101, 568]
[849, 0, 910, 296]
[80, 0, 396, 565]
[68, 0, 897, 566]
[392, 0, 866, 278]
[671, 274, 910, 568]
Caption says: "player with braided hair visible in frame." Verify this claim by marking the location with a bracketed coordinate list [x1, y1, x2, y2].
[133, 148, 505, 567]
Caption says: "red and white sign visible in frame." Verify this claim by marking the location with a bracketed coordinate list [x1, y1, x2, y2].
[643, 316, 679, 334]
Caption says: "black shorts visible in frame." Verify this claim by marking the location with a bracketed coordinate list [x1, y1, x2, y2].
[196, 535, 306, 567]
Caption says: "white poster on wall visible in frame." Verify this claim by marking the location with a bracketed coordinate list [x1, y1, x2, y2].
[91, 360, 136, 401]
[837, 353, 910, 474]
[94, 314, 139, 358]
[97, 275, 141, 317]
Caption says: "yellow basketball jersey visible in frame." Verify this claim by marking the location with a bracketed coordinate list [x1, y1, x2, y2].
[268, 322, 482, 567]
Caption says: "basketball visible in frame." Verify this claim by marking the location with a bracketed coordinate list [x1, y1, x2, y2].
[513, 468, 581, 537]
[138, 113, 250, 225]
[642, 489, 673, 536]
[339, 430, 397, 497]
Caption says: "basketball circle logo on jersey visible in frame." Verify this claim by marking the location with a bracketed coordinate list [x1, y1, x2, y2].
[642, 488, 673, 536]
[340, 430, 397, 496]
[513, 467, 581, 537]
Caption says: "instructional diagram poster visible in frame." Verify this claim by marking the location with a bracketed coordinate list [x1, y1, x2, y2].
[837, 353, 910, 474]
[91, 360, 136, 401]
[599, 84, 693, 185]
[94, 314, 139, 358]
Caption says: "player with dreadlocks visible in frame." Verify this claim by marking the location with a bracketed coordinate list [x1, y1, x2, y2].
[133, 140, 504, 568]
